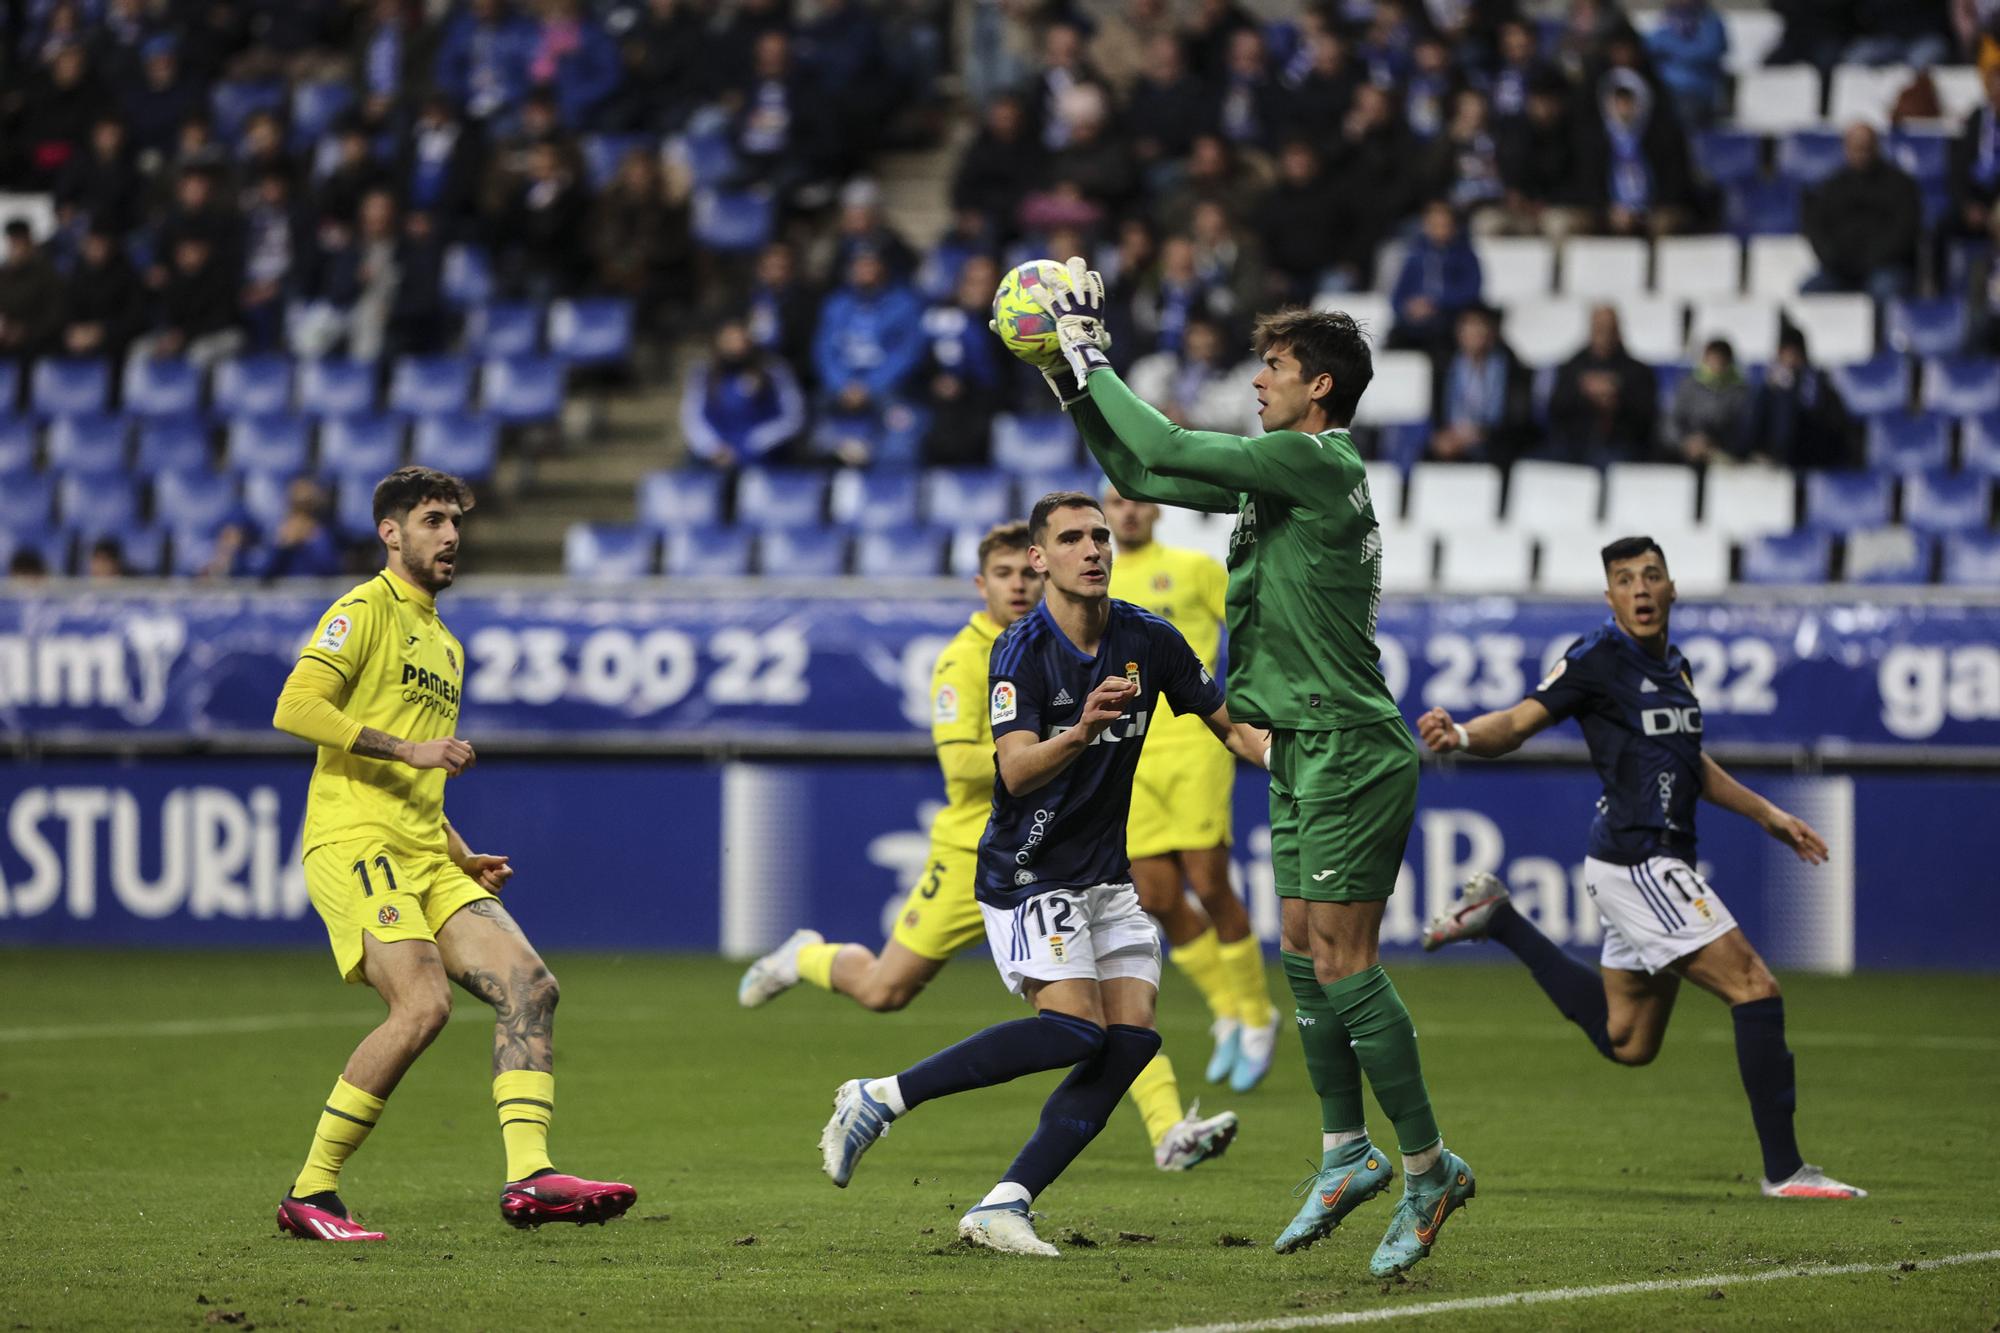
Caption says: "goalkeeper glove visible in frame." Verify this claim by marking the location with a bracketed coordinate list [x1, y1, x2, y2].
[1030, 255, 1112, 394]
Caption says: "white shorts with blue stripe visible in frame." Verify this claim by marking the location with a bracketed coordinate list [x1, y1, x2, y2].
[979, 882, 1162, 997]
[1583, 855, 1739, 974]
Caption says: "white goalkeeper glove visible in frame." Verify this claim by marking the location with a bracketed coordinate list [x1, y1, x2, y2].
[1030, 255, 1112, 398]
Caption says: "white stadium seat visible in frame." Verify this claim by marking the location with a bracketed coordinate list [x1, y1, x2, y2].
[1437, 528, 1533, 593]
[1614, 297, 1689, 365]
[1316, 290, 1392, 346]
[1503, 299, 1591, 368]
[1473, 236, 1556, 303]
[1352, 350, 1432, 425]
[1734, 66, 1824, 134]
[1364, 460, 1405, 523]
[1722, 9, 1784, 76]
[1690, 297, 1780, 364]
[1784, 293, 1876, 366]
[1535, 528, 1619, 594]
[1153, 507, 1233, 566]
[1654, 234, 1742, 300]
[1703, 466, 1799, 539]
[1507, 460, 1603, 537]
[1827, 63, 1913, 127]
[1378, 525, 1434, 593]
[1653, 529, 1730, 595]
[1746, 234, 1819, 297]
[1407, 461, 1504, 534]
[1604, 462, 1699, 533]
[1933, 66, 1985, 122]
[1561, 236, 1650, 299]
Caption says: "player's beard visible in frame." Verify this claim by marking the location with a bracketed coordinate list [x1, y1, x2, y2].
[410, 547, 458, 592]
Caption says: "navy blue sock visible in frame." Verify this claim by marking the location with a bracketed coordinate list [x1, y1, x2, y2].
[1732, 997, 1804, 1182]
[896, 1012, 1104, 1112]
[1001, 1024, 1162, 1199]
[1487, 902, 1614, 1059]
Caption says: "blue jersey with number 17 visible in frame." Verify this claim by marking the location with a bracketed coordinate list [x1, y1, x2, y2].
[977, 599, 1225, 909]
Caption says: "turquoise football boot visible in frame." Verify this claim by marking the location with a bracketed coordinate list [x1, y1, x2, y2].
[1370, 1150, 1476, 1277]
[1273, 1140, 1395, 1254]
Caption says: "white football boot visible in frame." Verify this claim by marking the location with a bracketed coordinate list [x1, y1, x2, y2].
[958, 1200, 1060, 1256]
[737, 928, 823, 1007]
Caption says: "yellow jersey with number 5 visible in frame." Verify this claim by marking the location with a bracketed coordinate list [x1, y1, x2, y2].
[295, 571, 466, 858]
[1110, 541, 1227, 756]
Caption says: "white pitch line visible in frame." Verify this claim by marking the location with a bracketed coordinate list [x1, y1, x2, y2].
[1141, 1248, 2000, 1333]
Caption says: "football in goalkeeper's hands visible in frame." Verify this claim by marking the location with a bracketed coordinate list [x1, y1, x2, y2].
[990, 259, 1074, 365]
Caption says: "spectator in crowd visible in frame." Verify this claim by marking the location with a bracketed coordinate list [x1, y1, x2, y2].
[1100, 215, 1159, 347]
[951, 93, 1038, 239]
[1948, 65, 2000, 246]
[915, 254, 1007, 467]
[241, 170, 315, 352]
[144, 233, 243, 366]
[829, 178, 918, 282]
[389, 209, 452, 356]
[434, 0, 537, 124]
[153, 167, 240, 276]
[318, 121, 393, 230]
[1741, 329, 1855, 469]
[1402, 35, 1459, 141]
[56, 116, 143, 239]
[740, 239, 820, 386]
[591, 148, 693, 339]
[86, 538, 128, 580]
[1124, 314, 1254, 432]
[20, 43, 101, 187]
[480, 89, 583, 214]
[1125, 34, 1214, 183]
[729, 29, 828, 206]
[237, 113, 297, 201]
[1429, 305, 1530, 463]
[1844, 0, 1953, 68]
[798, 0, 894, 172]
[1187, 199, 1265, 327]
[1427, 88, 1507, 230]
[1185, 0, 1261, 82]
[1332, 83, 1415, 273]
[617, 0, 716, 134]
[1213, 27, 1287, 155]
[1089, 0, 1178, 99]
[1034, 84, 1139, 227]
[812, 245, 925, 432]
[1545, 303, 1657, 464]
[1030, 20, 1104, 153]
[301, 187, 400, 358]
[61, 224, 147, 359]
[1768, 0, 1847, 71]
[122, 36, 199, 159]
[400, 95, 486, 240]
[1646, 0, 1728, 131]
[1358, 0, 1419, 88]
[1260, 138, 1347, 301]
[529, 0, 622, 129]
[1284, 23, 1361, 133]
[1390, 200, 1483, 353]
[498, 139, 592, 299]
[680, 317, 807, 468]
[353, 0, 433, 104]
[1495, 72, 1591, 238]
[1663, 338, 1751, 465]
[258, 478, 346, 580]
[6, 550, 50, 582]
[918, 207, 998, 302]
[1127, 233, 1234, 356]
[1586, 68, 1692, 238]
[1152, 133, 1260, 236]
[0, 221, 62, 358]
[1803, 123, 1921, 301]
[1487, 19, 1548, 121]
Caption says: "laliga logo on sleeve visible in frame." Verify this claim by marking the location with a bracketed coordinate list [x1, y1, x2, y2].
[934, 684, 959, 723]
[991, 681, 1018, 724]
[316, 615, 353, 652]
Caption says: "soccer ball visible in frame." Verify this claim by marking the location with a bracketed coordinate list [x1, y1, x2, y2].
[990, 259, 1074, 365]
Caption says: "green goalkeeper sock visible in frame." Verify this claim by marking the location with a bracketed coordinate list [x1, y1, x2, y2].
[1324, 965, 1441, 1155]
[1282, 951, 1365, 1142]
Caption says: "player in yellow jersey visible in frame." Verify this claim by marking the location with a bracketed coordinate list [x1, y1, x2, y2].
[270, 467, 634, 1243]
[1105, 485, 1280, 1093]
[739, 521, 1240, 1171]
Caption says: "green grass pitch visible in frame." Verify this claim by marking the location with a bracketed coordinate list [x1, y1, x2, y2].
[2, 951, 1995, 1331]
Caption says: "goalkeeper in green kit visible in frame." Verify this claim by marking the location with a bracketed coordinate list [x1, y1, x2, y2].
[1021, 259, 1473, 1277]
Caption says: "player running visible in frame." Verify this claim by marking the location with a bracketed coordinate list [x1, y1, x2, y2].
[270, 466, 634, 1242]
[1104, 485, 1279, 1092]
[740, 521, 1241, 1173]
[818, 492, 1269, 1256]
[1416, 536, 1865, 1201]
[1033, 261, 1474, 1276]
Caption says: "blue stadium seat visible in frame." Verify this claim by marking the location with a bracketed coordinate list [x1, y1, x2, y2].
[1376, 422, 1432, 470]
[1739, 530, 1832, 583]
[1020, 467, 1107, 503]
[1903, 469, 1992, 533]
[388, 356, 474, 415]
[0, 528, 70, 574]
[209, 79, 286, 144]
[665, 523, 754, 576]
[1832, 354, 1909, 416]
[0, 474, 55, 531]
[1963, 411, 2000, 477]
[854, 526, 949, 577]
[581, 134, 654, 190]
[735, 468, 828, 527]
[96, 524, 166, 575]
[1942, 531, 2000, 584]
[829, 469, 921, 530]
[637, 469, 726, 529]
[0, 359, 19, 411]
[1804, 471, 1894, 530]
[1867, 412, 1952, 472]
[1845, 528, 1935, 583]
[547, 298, 636, 366]
[332, 472, 380, 537]
[0, 417, 35, 473]
[1726, 179, 1801, 236]
[691, 187, 775, 253]
[411, 412, 500, 482]
[226, 413, 312, 474]
[564, 523, 658, 578]
[442, 244, 496, 309]
[320, 412, 406, 476]
[1777, 130, 1845, 185]
[757, 525, 850, 577]
[153, 469, 239, 532]
[922, 468, 1015, 528]
[1886, 297, 1967, 357]
[31, 358, 110, 416]
[992, 413, 1079, 472]
[1920, 357, 2000, 416]
[121, 356, 203, 417]
[1693, 128, 1763, 185]
[467, 303, 543, 356]
[212, 355, 294, 416]
[297, 359, 379, 415]
[169, 525, 224, 577]
[58, 473, 139, 537]
[479, 355, 564, 420]
[45, 413, 129, 473]
[676, 112, 740, 187]
[290, 81, 355, 153]
[134, 415, 211, 474]
[1890, 131, 1951, 185]
[241, 468, 299, 531]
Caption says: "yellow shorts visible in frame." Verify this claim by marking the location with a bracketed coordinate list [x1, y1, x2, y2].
[888, 842, 985, 962]
[1128, 741, 1236, 860]
[303, 837, 497, 984]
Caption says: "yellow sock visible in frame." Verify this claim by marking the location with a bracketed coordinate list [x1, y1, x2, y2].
[1170, 928, 1233, 1024]
[797, 942, 844, 991]
[494, 1070, 555, 1181]
[293, 1077, 385, 1198]
[1219, 936, 1276, 1027]
[1127, 1052, 1184, 1147]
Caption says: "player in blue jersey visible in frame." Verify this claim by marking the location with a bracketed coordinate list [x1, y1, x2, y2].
[818, 491, 1269, 1255]
[1415, 536, 1865, 1200]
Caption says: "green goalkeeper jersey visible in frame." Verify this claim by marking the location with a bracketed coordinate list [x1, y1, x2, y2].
[1074, 370, 1402, 732]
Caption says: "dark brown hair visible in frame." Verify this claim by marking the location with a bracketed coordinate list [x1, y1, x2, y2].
[373, 466, 474, 526]
[1251, 307, 1374, 425]
[977, 520, 1032, 569]
[1028, 491, 1103, 544]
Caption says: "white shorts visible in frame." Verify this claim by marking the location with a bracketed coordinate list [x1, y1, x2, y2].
[980, 882, 1164, 997]
[1584, 855, 1739, 974]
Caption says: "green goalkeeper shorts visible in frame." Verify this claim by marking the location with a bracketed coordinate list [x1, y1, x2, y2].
[1268, 718, 1419, 903]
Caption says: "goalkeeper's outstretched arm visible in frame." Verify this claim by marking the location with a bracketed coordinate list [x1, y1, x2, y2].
[1085, 368, 1319, 495]
[1071, 395, 1239, 513]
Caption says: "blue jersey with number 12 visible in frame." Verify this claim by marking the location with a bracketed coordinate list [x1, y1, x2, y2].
[976, 599, 1225, 909]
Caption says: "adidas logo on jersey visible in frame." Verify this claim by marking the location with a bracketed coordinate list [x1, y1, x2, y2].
[1051, 688, 1074, 708]
[1639, 677, 1659, 693]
